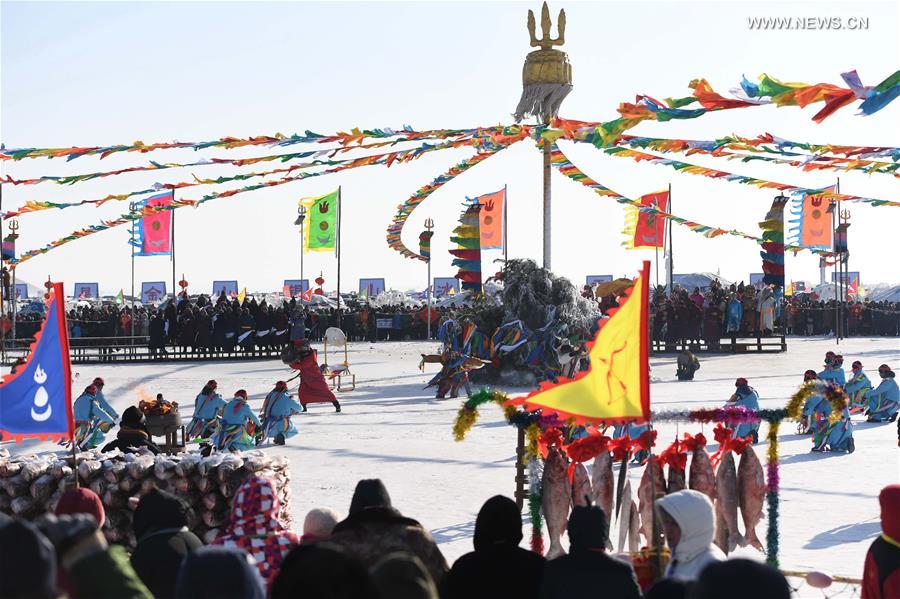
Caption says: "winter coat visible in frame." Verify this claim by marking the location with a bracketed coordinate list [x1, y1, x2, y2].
[292, 350, 337, 405]
[73, 391, 116, 425]
[212, 476, 298, 591]
[656, 489, 725, 581]
[539, 551, 640, 599]
[102, 427, 161, 455]
[70, 545, 154, 599]
[863, 489, 900, 599]
[131, 489, 203, 599]
[444, 495, 545, 599]
[175, 546, 265, 599]
[330, 507, 449, 586]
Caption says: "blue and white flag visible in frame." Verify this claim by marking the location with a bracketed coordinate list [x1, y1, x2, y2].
[0, 283, 74, 442]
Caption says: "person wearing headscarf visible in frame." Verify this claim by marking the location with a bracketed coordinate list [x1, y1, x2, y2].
[91, 377, 119, 420]
[726, 378, 760, 443]
[329, 478, 448, 585]
[131, 489, 203, 599]
[538, 505, 641, 599]
[862, 484, 900, 599]
[271, 543, 380, 599]
[656, 490, 724, 582]
[846, 360, 874, 414]
[212, 476, 298, 590]
[285, 339, 341, 412]
[818, 352, 847, 386]
[865, 364, 899, 423]
[102, 406, 162, 455]
[175, 546, 265, 599]
[73, 384, 117, 449]
[186, 380, 226, 440]
[691, 558, 790, 599]
[259, 381, 303, 445]
[213, 390, 262, 451]
[444, 495, 545, 599]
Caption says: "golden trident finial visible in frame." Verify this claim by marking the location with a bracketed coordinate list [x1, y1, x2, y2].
[528, 2, 566, 50]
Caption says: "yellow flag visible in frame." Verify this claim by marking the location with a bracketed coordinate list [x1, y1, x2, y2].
[237, 287, 247, 304]
[508, 261, 650, 424]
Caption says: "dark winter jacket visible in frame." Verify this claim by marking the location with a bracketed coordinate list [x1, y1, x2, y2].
[539, 505, 641, 599]
[102, 427, 161, 455]
[444, 496, 545, 599]
[131, 489, 203, 599]
[70, 545, 154, 599]
[330, 507, 448, 586]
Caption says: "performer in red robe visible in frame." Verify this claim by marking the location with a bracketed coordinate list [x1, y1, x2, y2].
[283, 340, 341, 412]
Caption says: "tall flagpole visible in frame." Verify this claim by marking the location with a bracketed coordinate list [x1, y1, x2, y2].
[171, 192, 176, 306]
[129, 202, 136, 337]
[666, 183, 673, 293]
[425, 218, 434, 340]
[833, 178, 840, 343]
[336, 186, 342, 330]
[503, 184, 509, 265]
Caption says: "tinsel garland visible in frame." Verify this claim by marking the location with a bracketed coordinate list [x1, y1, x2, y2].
[527, 458, 544, 554]
[785, 380, 846, 424]
[766, 421, 781, 568]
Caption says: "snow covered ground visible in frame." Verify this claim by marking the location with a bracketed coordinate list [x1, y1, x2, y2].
[5, 336, 898, 582]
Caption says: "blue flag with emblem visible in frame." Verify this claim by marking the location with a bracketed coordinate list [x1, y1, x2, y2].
[0, 283, 74, 442]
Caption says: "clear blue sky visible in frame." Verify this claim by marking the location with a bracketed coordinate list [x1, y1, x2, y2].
[2, 1, 898, 295]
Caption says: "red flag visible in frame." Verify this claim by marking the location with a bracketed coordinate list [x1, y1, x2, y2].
[301, 288, 314, 302]
[623, 190, 669, 249]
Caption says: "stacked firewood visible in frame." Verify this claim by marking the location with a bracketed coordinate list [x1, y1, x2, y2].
[0, 447, 292, 548]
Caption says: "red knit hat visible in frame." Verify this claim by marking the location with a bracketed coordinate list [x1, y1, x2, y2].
[803, 370, 818, 381]
[55, 488, 105, 528]
[879, 484, 900, 541]
[275, 381, 288, 391]
[235, 390, 248, 399]
[92, 377, 105, 386]
[85, 385, 97, 395]
[735, 378, 748, 387]
[207, 379, 218, 389]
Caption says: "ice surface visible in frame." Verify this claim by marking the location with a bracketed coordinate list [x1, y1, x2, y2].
[5, 337, 898, 579]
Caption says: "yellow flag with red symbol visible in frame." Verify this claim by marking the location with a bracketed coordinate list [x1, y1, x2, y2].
[508, 261, 650, 424]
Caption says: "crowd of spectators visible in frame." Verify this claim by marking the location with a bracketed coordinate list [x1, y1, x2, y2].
[13, 474, 890, 599]
[2, 285, 898, 353]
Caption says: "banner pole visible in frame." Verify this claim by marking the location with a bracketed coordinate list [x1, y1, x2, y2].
[171, 192, 177, 307]
[53, 282, 78, 488]
[130, 203, 136, 337]
[336, 186, 342, 330]
[832, 179, 839, 344]
[503, 184, 509, 265]
[666, 183, 673, 294]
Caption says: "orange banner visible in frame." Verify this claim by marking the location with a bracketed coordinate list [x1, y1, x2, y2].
[476, 189, 505, 250]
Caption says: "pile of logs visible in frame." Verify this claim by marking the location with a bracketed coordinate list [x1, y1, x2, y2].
[0, 447, 292, 548]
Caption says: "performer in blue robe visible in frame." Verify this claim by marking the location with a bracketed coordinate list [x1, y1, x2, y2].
[818, 352, 846, 386]
[259, 381, 303, 445]
[725, 293, 743, 334]
[186, 380, 227, 440]
[865, 365, 900, 423]
[800, 370, 823, 435]
[72, 384, 116, 449]
[822, 403, 854, 453]
[844, 360, 873, 414]
[91, 377, 119, 421]
[214, 390, 262, 451]
[726, 377, 760, 443]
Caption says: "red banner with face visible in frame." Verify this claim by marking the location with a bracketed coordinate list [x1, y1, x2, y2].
[631, 190, 669, 249]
